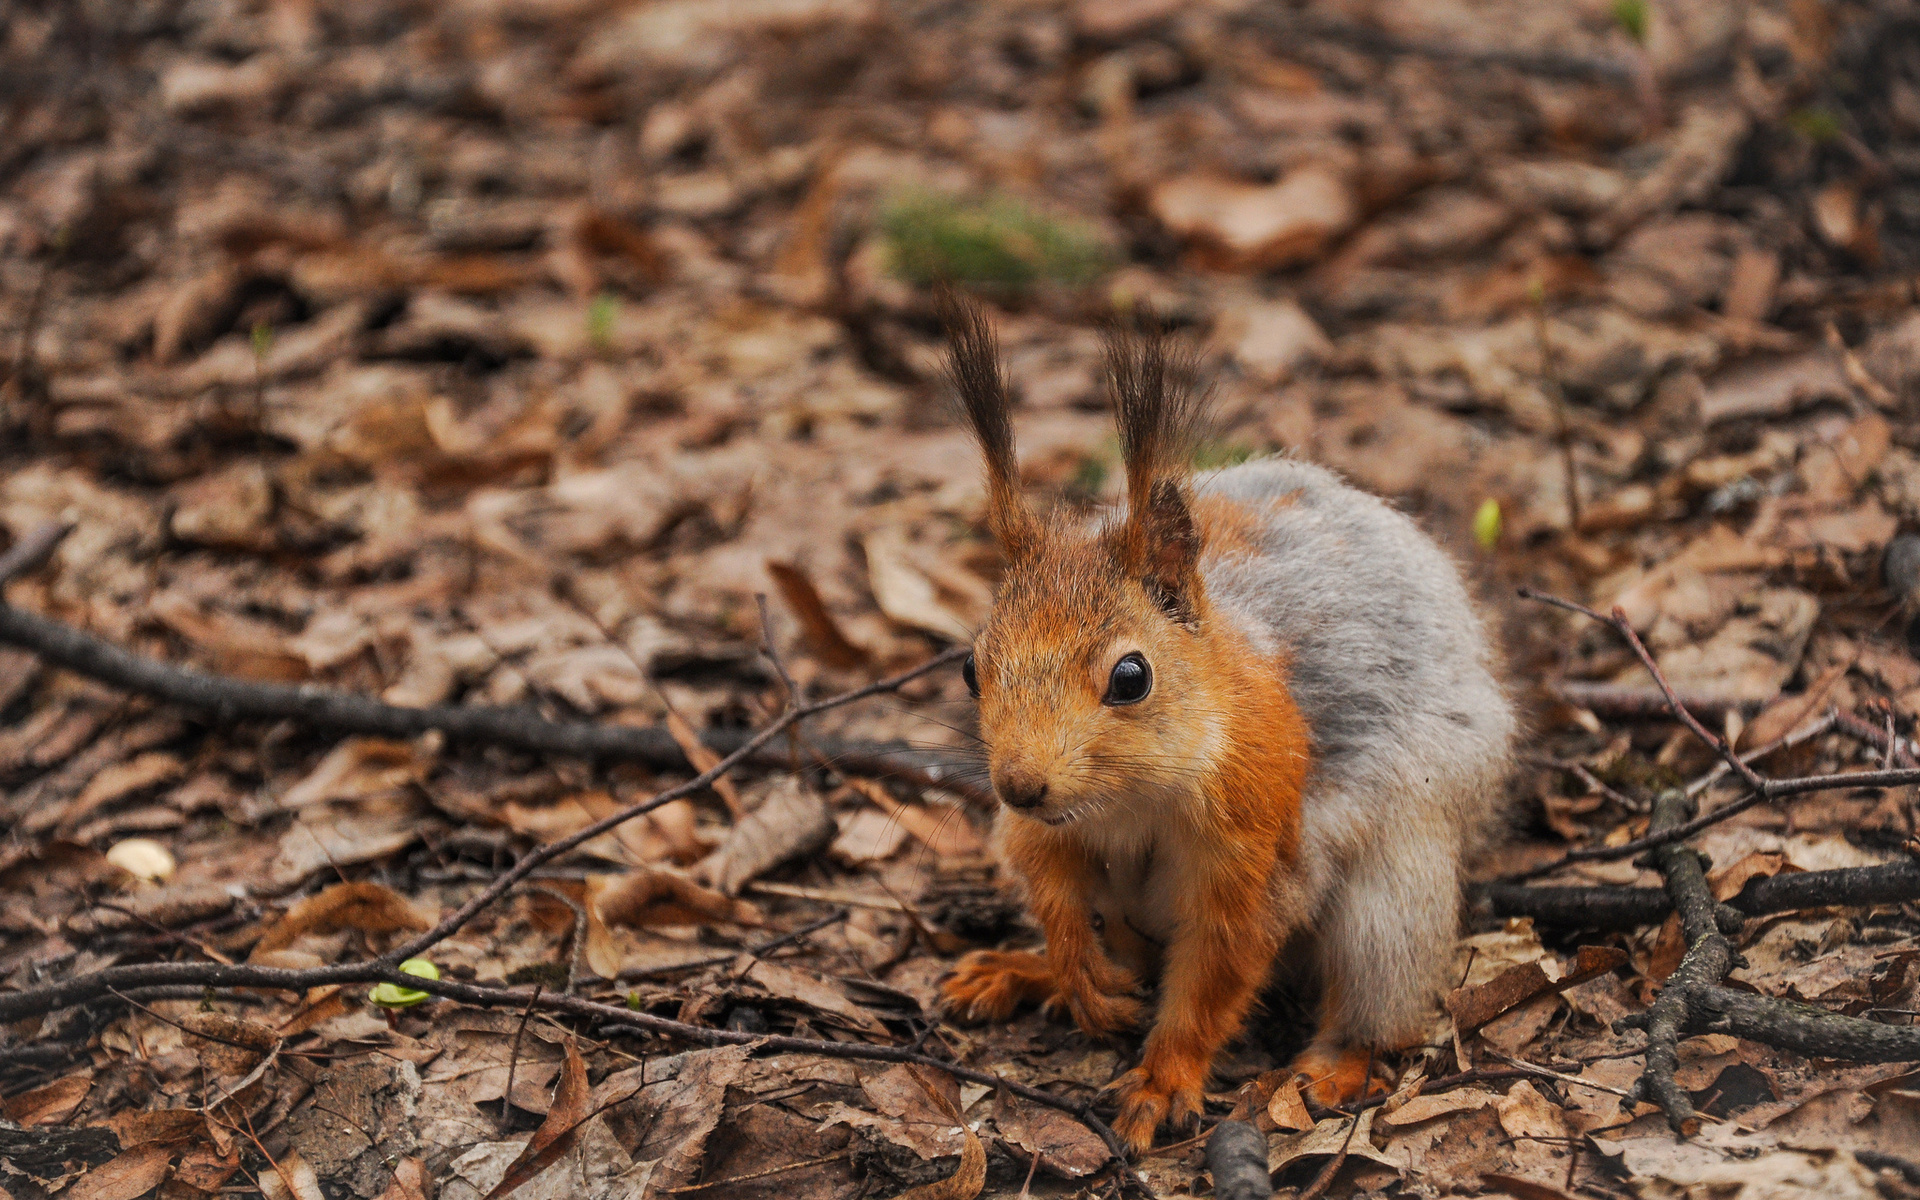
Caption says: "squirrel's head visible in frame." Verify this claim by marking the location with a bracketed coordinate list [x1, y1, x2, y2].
[941, 293, 1218, 828]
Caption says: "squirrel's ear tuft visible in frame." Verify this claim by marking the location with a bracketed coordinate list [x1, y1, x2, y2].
[1106, 314, 1208, 622]
[939, 288, 1038, 558]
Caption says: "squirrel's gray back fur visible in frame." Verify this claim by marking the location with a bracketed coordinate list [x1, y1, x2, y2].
[1194, 456, 1513, 1024]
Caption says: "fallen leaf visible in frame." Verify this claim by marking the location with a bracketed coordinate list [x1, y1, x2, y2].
[64, 1144, 175, 1200]
[846, 778, 984, 859]
[482, 1040, 590, 1200]
[864, 532, 974, 642]
[279, 738, 433, 809]
[694, 777, 835, 896]
[767, 559, 872, 669]
[1267, 1078, 1314, 1132]
[257, 1151, 327, 1200]
[1149, 166, 1357, 270]
[2, 1074, 92, 1126]
[252, 880, 433, 958]
[592, 866, 763, 929]
[893, 1066, 985, 1200]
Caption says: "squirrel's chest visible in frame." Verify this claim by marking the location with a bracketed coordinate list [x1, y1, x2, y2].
[1081, 833, 1194, 980]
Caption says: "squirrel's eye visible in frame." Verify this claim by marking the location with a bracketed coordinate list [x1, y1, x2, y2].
[963, 652, 980, 698]
[1104, 653, 1152, 706]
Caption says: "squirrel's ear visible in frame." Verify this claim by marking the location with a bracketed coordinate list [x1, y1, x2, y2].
[1136, 478, 1200, 625]
[1106, 314, 1208, 624]
[939, 289, 1039, 559]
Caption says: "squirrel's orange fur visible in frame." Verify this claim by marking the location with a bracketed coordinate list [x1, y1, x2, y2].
[936, 296, 1512, 1153]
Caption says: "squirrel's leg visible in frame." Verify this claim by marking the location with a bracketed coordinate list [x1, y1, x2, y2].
[1292, 818, 1459, 1106]
[1109, 854, 1284, 1154]
[942, 822, 1141, 1035]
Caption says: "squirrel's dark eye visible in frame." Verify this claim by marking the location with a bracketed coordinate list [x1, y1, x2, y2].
[1104, 653, 1152, 706]
[963, 652, 980, 698]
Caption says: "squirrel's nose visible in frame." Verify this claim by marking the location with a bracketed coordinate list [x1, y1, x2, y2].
[994, 767, 1048, 811]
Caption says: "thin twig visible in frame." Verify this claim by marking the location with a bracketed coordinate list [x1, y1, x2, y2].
[500, 984, 544, 1134]
[1510, 588, 1920, 881]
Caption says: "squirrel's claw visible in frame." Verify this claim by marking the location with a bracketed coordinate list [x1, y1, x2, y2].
[1105, 1066, 1202, 1155]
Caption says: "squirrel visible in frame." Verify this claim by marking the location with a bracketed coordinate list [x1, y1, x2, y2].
[934, 295, 1515, 1154]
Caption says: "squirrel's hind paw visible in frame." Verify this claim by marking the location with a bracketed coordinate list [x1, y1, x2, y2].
[1105, 1066, 1203, 1155]
[941, 950, 1054, 1023]
[1290, 1044, 1391, 1108]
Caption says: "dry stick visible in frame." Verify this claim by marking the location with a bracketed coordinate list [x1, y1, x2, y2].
[1618, 790, 1920, 1132]
[1479, 858, 1920, 930]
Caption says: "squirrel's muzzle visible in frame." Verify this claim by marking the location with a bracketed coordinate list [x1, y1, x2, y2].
[992, 765, 1049, 811]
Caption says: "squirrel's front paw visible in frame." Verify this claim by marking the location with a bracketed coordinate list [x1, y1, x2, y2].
[941, 950, 1054, 1022]
[1054, 984, 1145, 1040]
[1105, 1065, 1204, 1155]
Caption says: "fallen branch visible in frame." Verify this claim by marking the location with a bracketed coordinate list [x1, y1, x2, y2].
[1618, 791, 1920, 1132]
[0, 521, 986, 807]
[1479, 859, 1920, 930]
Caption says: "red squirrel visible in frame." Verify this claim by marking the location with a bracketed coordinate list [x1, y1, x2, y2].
[935, 297, 1514, 1153]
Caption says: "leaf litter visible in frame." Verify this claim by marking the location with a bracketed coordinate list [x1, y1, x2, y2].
[4, 0, 1920, 1196]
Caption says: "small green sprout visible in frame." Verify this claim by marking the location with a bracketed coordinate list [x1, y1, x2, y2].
[587, 292, 619, 355]
[1611, 0, 1649, 44]
[1787, 107, 1843, 144]
[251, 320, 275, 359]
[369, 958, 440, 1008]
[1473, 499, 1503, 551]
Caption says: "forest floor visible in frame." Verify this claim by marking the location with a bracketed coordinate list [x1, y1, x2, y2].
[4, 0, 1920, 1197]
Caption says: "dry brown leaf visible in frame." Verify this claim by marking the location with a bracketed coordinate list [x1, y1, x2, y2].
[992, 1092, 1108, 1178]
[62, 1144, 174, 1200]
[892, 1066, 985, 1200]
[845, 778, 984, 859]
[694, 777, 835, 896]
[481, 1039, 590, 1200]
[1708, 851, 1791, 902]
[864, 532, 974, 642]
[279, 738, 432, 809]
[1267, 1078, 1314, 1132]
[1741, 662, 1848, 750]
[592, 866, 763, 929]
[251, 880, 432, 958]
[742, 958, 888, 1035]
[104, 1109, 205, 1148]
[2, 1074, 92, 1126]
[1378, 1088, 1496, 1127]
[767, 559, 872, 669]
[61, 752, 185, 829]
